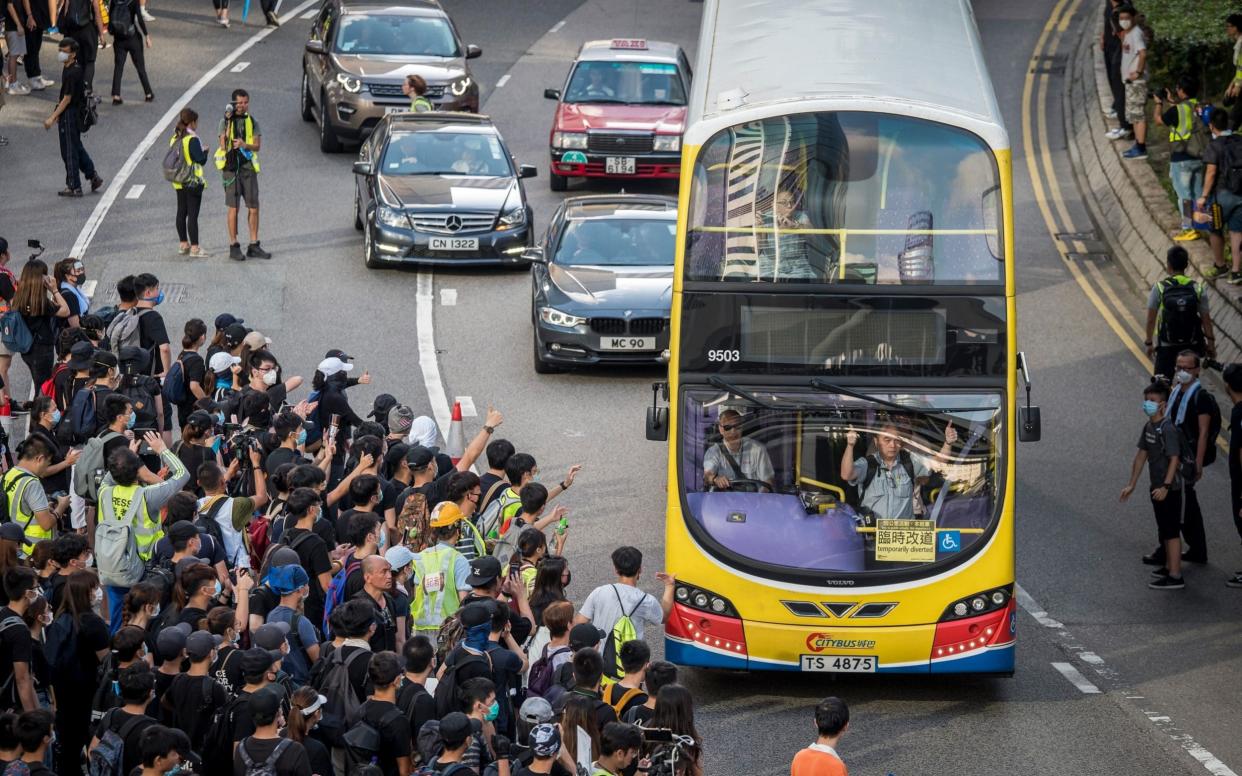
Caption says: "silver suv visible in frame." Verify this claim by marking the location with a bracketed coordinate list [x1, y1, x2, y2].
[301, 0, 481, 152]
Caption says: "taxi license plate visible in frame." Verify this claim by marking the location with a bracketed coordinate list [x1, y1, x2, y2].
[800, 655, 877, 673]
[429, 237, 479, 251]
[599, 336, 655, 351]
[606, 156, 636, 175]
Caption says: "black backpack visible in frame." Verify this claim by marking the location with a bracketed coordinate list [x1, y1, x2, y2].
[1174, 385, 1223, 467]
[343, 702, 406, 773]
[1220, 135, 1242, 195]
[118, 379, 159, 433]
[433, 649, 492, 718]
[200, 692, 249, 776]
[106, 0, 134, 36]
[195, 496, 230, 549]
[1157, 277, 1203, 347]
[66, 0, 92, 28]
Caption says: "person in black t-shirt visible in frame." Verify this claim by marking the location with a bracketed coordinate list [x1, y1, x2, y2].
[349, 651, 412, 776]
[352, 556, 398, 654]
[0, 569, 39, 714]
[165, 631, 226, 753]
[398, 635, 437, 743]
[11, 708, 55, 775]
[233, 687, 311, 776]
[174, 411, 218, 496]
[173, 319, 210, 431]
[44, 39, 103, 198]
[131, 274, 171, 379]
[88, 664, 158, 776]
[279, 488, 343, 631]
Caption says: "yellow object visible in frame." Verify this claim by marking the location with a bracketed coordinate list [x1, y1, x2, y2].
[4, 468, 52, 555]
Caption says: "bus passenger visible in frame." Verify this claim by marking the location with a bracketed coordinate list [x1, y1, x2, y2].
[703, 410, 774, 491]
[757, 189, 819, 281]
[840, 420, 957, 520]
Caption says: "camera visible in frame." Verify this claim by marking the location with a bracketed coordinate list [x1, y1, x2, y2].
[224, 102, 235, 119]
[1204, 357, 1225, 372]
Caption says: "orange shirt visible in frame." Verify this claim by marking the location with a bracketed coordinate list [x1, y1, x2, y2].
[791, 744, 847, 776]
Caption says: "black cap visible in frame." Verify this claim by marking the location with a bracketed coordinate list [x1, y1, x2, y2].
[0, 523, 26, 543]
[240, 647, 278, 677]
[249, 686, 283, 725]
[223, 323, 249, 347]
[92, 350, 118, 371]
[465, 556, 502, 587]
[569, 623, 605, 651]
[118, 345, 151, 373]
[324, 348, 352, 361]
[459, 601, 495, 629]
[405, 445, 436, 470]
[67, 341, 94, 371]
[367, 393, 398, 420]
[214, 313, 244, 331]
[440, 712, 473, 745]
[186, 410, 214, 431]
[167, 521, 198, 543]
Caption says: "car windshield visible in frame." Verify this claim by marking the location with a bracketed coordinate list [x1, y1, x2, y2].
[381, 132, 512, 176]
[564, 61, 686, 105]
[679, 389, 1001, 576]
[554, 217, 676, 266]
[335, 14, 458, 57]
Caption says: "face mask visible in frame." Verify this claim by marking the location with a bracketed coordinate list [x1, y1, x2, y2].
[39, 612, 53, 626]
[50, 409, 62, 425]
[262, 369, 278, 386]
[215, 411, 226, 425]
[150, 604, 160, 618]
[165, 764, 186, 776]
[149, 290, 165, 306]
[484, 700, 499, 722]
[1119, 18, 1132, 29]
[84, 553, 93, 568]
[92, 587, 103, 604]
[1175, 370, 1193, 384]
[57, 51, 69, 62]
[1143, 399, 1160, 417]
[296, 428, 307, 447]
[127, 411, 137, 429]
[213, 581, 223, 598]
[25, 589, 40, 605]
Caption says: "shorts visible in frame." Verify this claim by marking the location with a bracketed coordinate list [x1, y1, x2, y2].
[1151, 487, 1183, 542]
[1124, 79, 1147, 125]
[1216, 189, 1242, 233]
[224, 165, 259, 209]
[4, 30, 26, 59]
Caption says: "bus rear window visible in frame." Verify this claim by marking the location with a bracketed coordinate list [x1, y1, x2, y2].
[685, 112, 1003, 285]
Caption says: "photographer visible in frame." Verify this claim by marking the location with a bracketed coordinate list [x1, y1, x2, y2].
[1153, 76, 1207, 243]
[215, 88, 271, 262]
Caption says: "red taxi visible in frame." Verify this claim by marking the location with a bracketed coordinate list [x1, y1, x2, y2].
[543, 39, 691, 191]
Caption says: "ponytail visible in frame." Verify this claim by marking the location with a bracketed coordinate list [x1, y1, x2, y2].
[176, 107, 199, 136]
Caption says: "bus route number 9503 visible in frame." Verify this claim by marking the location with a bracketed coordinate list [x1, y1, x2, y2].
[707, 349, 741, 363]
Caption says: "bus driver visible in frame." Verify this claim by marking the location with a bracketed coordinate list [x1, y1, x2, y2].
[703, 409, 775, 491]
[840, 419, 957, 520]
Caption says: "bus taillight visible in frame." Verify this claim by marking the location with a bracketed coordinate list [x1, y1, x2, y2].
[930, 601, 1015, 659]
[667, 600, 748, 656]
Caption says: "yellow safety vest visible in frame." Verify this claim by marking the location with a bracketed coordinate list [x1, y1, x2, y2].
[171, 133, 206, 190]
[1170, 99, 1198, 143]
[410, 96, 433, 113]
[410, 544, 462, 630]
[97, 483, 163, 562]
[214, 114, 260, 173]
[1235, 41, 1242, 82]
[4, 467, 51, 555]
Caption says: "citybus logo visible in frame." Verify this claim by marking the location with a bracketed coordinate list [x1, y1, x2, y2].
[805, 633, 877, 652]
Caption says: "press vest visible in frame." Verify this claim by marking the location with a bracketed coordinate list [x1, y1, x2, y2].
[214, 115, 260, 173]
[171, 133, 206, 189]
[1170, 98, 1199, 143]
[410, 96, 433, 113]
[410, 543, 462, 630]
[4, 467, 50, 554]
[98, 482, 162, 562]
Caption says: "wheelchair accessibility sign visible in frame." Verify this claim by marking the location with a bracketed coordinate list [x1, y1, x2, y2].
[939, 530, 962, 553]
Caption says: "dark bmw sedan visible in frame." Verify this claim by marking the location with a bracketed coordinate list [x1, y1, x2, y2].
[528, 194, 676, 372]
[352, 112, 537, 267]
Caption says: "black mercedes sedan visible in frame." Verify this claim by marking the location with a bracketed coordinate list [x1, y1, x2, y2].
[352, 112, 537, 267]
[527, 194, 676, 372]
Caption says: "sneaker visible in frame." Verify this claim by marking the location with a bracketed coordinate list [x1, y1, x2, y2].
[264, 9, 280, 26]
[1123, 146, 1148, 160]
[90, 175, 104, 193]
[1226, 574, 1242, 588]
[1105, 127, 1126, 139]
[246, 242, 272, 259]
[218, 17, 229, 26]
[1148, 575, 1185, 590]
[178, 245, 190, 255]
[1173, 228, 1201, 242]
[1204, 263, 1230, 280]
[1150, 567, 1169, 577]
[56, 188, 83, 198]
[28, 77, 46, 91]
[229, 243, 245, 261]
[6, 83, 30, 96]
[1141, 548, 1164, 565]
[1105, 109, 1117, 118]
[189, 247, 210, 258]
[140, 8, 154, 20]
[1229, 271, 1242, 285]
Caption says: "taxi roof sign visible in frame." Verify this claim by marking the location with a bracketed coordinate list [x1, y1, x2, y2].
[610, 38, 648, 50]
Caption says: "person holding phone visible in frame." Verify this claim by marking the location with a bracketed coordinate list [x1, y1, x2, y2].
[12, 258, 70, 390]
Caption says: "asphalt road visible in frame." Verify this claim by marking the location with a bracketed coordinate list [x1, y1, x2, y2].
[2, 0, 1240, 773]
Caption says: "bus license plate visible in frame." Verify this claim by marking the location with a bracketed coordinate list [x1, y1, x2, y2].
[429, 237, 479, 251]
[600, 336, 655, 351]
[606, 156, 636, 175]
[800, 655, 877, 673]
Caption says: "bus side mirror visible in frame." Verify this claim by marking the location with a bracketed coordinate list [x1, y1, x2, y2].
[646, 406, 669, 442]
[1019, 406, 1041, 443]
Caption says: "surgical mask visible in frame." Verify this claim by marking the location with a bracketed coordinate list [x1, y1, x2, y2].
[1175, 370, 1193, 384]
[84, 552, 93, 568]
[296, 429, 307, 447]
[484, 700, 499, 722]
[1119, 18, 1132, 30]
[378, 530, 388, 551]
[92, 587, 103, 604]
[215, 411, 226, 425]
[39, 612, 53, 626]
[149, 290, 165, 306]
[262, 370, 278, 386]
[57, 51, 69, 62]
[50, 409, 62, 425]
[1143, 399, 1160, 417]
[127, 411, 137, 429]
[150, 604, 160, 618]
[213, 581, 223, 598]
[165, 764, 186, 776]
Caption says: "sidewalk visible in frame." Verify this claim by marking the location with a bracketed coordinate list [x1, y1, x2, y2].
[1064, 14, 1242, 366]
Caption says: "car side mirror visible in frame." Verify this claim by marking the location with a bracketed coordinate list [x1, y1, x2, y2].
[646, 406, 669, 442]
[351, 161, 373, 176]
[544, 88, 561, 101]
[523, 247, 547, 264]
[519, 164, 538, 179]
[466, 44, 482, 59]
[305, 39, 325, 55]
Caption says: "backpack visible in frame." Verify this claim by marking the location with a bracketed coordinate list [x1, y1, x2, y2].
[237, 737, 292, 776]
[43, 612, 80, 674]
[862, 450, 917, 493]
[95, 487, 147, 587]
[40, 362, 70, 402]
[106, 0, 133, 36]
[605, 684, 644, 717]
[0, 311, 32, 355]
[200, 693, 249, 776]
[1157, 418, 1198, 485]
[105, 308, 149, 354]
[80, 89, 101, 133]
[195, 495, 230, 549]
[65, 0, 92, 28]
[475, 480, 509, 539]
[527, 644, 570, 700]
[321, 554, 364, 636]
[344, 702, 406, 772]
[117, 379, 158, 433]
[0, 471, 34, 524]
[141, 555, 176, 601]
[311, 647, 370, 746]
[1220, 135, 1242, 195]
[247, 513, 271, 570]
[433, 649, 492, 719]
[73, 431, 121, 502]
[86, 711, 146, 776]
[600, 585, 641, 681]
[0, 616, 29, 706]
[1174, 384, 1223, 467]
[90, 656, 121, 726]
[1157, 277, 1203, 347]
[161, 352, 189, 405]
[434, 610, 466, 666]
[69, 387, 107, 448]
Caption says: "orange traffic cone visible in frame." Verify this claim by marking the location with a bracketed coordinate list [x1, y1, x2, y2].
[447, 401, 466, 465]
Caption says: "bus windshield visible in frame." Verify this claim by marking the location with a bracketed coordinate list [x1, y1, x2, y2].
[685, 113, 1003, 285]
[679, 388, 1002, 576]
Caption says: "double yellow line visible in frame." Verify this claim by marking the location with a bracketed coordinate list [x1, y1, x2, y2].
[1021, 0, 1151, 366]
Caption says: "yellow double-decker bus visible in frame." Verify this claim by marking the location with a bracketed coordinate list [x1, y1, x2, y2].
[645, 0, 1040, 674]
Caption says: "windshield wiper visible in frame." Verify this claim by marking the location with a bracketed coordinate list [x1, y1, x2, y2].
[808, 378, 991, 415]
[707, 376, 780, 409]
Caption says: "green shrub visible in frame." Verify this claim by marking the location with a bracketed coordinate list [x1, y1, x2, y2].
[1139, 0, 1236, 100]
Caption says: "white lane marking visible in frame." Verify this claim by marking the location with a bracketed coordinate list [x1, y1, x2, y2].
[495, 74, 510, 88]
[439, 288, 457, 306]
[230, 61, 250, 73]
[1020, 585, 1237, 775]
[1052, 662, 1101, 694]
[125, 185, 145, 199]
[68, 0, 319, 258]
[299, 8, 316, 18]
[416, 271, 452, 440]
[548, 19, 566, 33]
[455, 396, 476, 417]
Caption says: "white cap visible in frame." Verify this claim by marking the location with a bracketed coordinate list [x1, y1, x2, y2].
[209, 352, 241, 373]
[406, 415, 438, 448]
[317, 356, 354, 377]
[300, 693, 328, 716]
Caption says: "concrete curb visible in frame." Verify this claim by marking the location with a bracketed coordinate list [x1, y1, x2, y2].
[1064, 16, 1242, 366]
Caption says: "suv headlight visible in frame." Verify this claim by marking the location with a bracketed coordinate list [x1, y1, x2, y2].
[449, 76, 473, 97]
[497, 207, 526, 231]
[552, 132, 588, 150]
[376, 205, 409, 229]
[539, 306, 586, 328]
[336, 72, 363, 94]
[653, 134, 681, 152]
